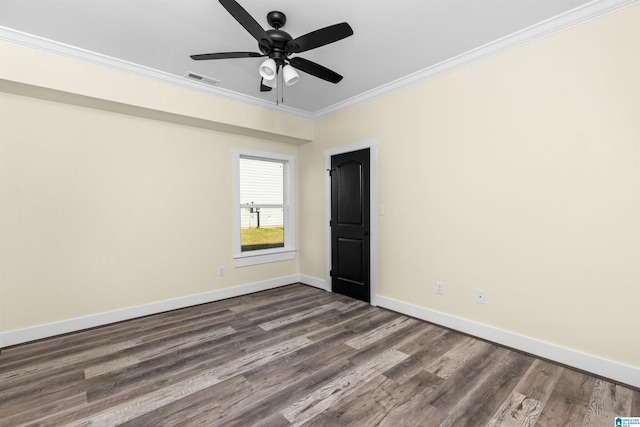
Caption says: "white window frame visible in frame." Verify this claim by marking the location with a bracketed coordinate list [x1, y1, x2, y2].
[232, 148, 296, 267]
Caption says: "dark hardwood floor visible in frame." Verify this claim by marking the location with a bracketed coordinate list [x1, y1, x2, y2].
[0, 283, 638, 426]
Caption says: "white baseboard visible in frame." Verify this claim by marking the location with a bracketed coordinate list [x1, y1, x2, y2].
[376, 295, 640, 389]
[3, 277, 637, 389]
[298, 275, 329, 291]
[0, 275, 299, 348]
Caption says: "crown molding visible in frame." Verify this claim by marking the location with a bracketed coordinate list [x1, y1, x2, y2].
[312, 0, 640, 119]
[2, 0, 638, 121]
[0, 26, 315, 120]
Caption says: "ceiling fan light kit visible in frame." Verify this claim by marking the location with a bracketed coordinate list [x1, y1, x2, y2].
[190, 0, 353, 96]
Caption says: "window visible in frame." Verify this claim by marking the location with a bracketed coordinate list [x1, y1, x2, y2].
[233, 149, 295, 267]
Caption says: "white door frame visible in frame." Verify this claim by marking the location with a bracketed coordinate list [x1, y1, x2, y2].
[324, 139, 379, 306]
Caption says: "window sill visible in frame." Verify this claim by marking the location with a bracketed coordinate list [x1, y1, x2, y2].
[233, 249, 296, 268]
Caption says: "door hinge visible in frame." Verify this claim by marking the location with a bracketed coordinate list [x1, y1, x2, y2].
[326, 168, 335, 176]
[330, 270, 333, 277]
[329, 220, 332, 227]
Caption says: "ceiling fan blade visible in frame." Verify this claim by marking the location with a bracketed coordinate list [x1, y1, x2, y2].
[191, 52, 265, 60]
[287, 22, 353, 54]
[260, 78, 273, 92]
[219, 0, 273, 51]
[289, 57, 343, 84]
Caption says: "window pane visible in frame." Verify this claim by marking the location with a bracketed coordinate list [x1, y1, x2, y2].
[239, 157, 283, 205]
[240, 207, 284, 251]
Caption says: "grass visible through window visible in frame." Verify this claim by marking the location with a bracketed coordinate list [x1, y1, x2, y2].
[241, 227, 284, 251]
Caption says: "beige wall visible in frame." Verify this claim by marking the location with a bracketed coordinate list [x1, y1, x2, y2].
[1, 40, 310, 334]
[300, 5, 640, 368]
[0, 41, 313, 144]
[0, 91, 299, 331]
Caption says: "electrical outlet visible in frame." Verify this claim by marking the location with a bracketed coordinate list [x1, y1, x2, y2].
[436, 281, 444, 295]
[218, 266, 225, 276]
[475, 290, 485, 304]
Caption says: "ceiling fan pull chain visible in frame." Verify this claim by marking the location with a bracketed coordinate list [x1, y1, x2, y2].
[282, 69, 285, 104]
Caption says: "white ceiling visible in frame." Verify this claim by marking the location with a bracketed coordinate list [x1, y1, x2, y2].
[0, 0, 634, 118]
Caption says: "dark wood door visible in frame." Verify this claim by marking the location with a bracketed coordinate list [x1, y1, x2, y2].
[331, 148, 370, 303]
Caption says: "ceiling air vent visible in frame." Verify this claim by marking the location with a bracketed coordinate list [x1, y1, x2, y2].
[185, 72, 221, 87]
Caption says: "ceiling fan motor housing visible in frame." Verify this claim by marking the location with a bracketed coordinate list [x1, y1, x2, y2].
[261, 12, 295, 66]
[264, 30, 292, 64]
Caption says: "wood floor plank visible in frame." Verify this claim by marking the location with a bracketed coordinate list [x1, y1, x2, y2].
[614, 384, 634, 416]
[484, 358, 565, 427]
[424, 336, 491, 379]
[0, 392, 88, 427]
[379, 369, 445, 424]
[249, 413, 293, 427]
[439, 349, 534, 427]
[378, 395, 443, 427]
[347, 319, 432, 367]
[236, 293, 336, 323]
[536, 368, 597, 426]
[258, 301, 347, 331]
[84, 326, 236, 378]
[0, 311, 238, 384]
[84, 309, 321, 403]
[83, 301, 335, 403]
[89, 323, 300, 394]
[582, 379, 633, 426]
[344, 316, 418, 350]
[281, 348, 409, 425]
[382, 327, 461, 384]
[25, 326, 301, 423]
[512, 358, 564, 403]
[632, 388, 640, 417]
[242, 336, 357, 395]
[486, 391, 544, 427]
[394, 321, 440, 354]
[60, 337, 313, 426]
[425, 342, 509, 411]
[307, 369, 443, 426]
[0, 283, 636, 426]
[82, 327, 265, 402]
[0, 306, 234, 368]
[306, 304, 386, 342]
[0, 338, 143, 383]
[207, 357, 357, 427]
[117, 375, 254, 427]
[228, 287, 313, 314]
[0, 368, 85, 412]
[302, 374, 390, 426]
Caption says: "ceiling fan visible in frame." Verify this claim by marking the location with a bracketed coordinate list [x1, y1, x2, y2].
[191, 0, 353, 92]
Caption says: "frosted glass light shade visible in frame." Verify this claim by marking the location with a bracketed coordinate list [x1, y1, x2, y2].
[282, 65, 299, 86]
[259, 59, 277, 80]
[263, 76, 277, 89]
